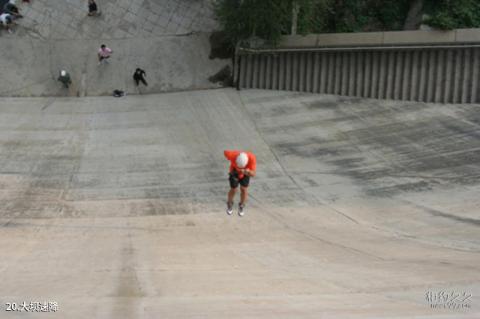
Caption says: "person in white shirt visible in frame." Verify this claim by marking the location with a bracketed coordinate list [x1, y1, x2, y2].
[0, 13, 14, 33]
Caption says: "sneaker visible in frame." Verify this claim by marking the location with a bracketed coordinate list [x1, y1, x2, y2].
[238, 203, 245, 217]
[226, 201, 233, 215]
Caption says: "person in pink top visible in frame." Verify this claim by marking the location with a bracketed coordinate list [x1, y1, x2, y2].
[97, 44, 113, 65]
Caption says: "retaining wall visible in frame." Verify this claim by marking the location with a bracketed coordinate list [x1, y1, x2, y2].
[237, 29, 480, 103]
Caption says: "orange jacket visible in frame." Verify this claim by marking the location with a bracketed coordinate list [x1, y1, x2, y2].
[224, 150, 256, 179]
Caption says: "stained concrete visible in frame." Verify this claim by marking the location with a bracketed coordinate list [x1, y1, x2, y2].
[6, 0, 217, 39]
[0, 1, 228, 97]
[0, 89, 479, 318]
[0, 33, 230, 97]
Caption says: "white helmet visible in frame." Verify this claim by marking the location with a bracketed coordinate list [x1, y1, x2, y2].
[235, 152, 249, 168]
[60, 70, 67, 76]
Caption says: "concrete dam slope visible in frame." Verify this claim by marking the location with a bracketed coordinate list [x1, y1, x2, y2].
[0, 0, 229, 96]
[0, 89, 479, 318]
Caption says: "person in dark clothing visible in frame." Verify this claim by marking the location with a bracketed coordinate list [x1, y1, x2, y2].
[57, 70, 72, 88]
[133, 68, 148, 86]
[113, 89, 125, 97]
[3, 2, 23, 18]
[88, 0, 99, 16]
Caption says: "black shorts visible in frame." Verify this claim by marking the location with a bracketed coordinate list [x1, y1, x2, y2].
[229, 171, 250, 188]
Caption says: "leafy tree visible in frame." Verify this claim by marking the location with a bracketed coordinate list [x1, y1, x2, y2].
[423, 0, 480, 30]
[294, 0, 331, 34]
[213, 0, 480, 48]
[404, 0, 424, 30]
[214, 0, 292, 47]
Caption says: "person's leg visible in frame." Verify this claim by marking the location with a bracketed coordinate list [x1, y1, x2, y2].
[227, 188, 236, 204]
[11, 6, 23, 18]
[240, 186, 248, 205]
[228, 172, 240, 204]
[98, 56, 109, 64]
[226, 188, 236, 215]
[238, 187, 247, 216]
[239, 175, 250, 205]
[134, 77, 140, 86]
[237, 176, 250, 216]
[227, 172, 239, 215]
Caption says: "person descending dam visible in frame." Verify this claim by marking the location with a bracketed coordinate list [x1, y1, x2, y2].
[0, 12, 14, 33]
[224, 150, 256, 217]
[87, 0, 100, 17]
[3, 1, 23, 19]
[57, 70, 72, 88]
[133, 68, 148, 87]
[97, 44, 113, 65]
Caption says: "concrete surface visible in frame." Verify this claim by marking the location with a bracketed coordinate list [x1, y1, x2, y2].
[0, 33, 229, 97]
[456, 29, 480, 42]
[0, 0, 229, 97]
[0, 89, 479, 318]
[9, 0, 217, 39]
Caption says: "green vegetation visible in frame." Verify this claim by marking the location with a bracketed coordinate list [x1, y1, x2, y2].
[424, 0, 480, 30]
[214, 0, 480, 47]
[213, 0, 291, 47]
